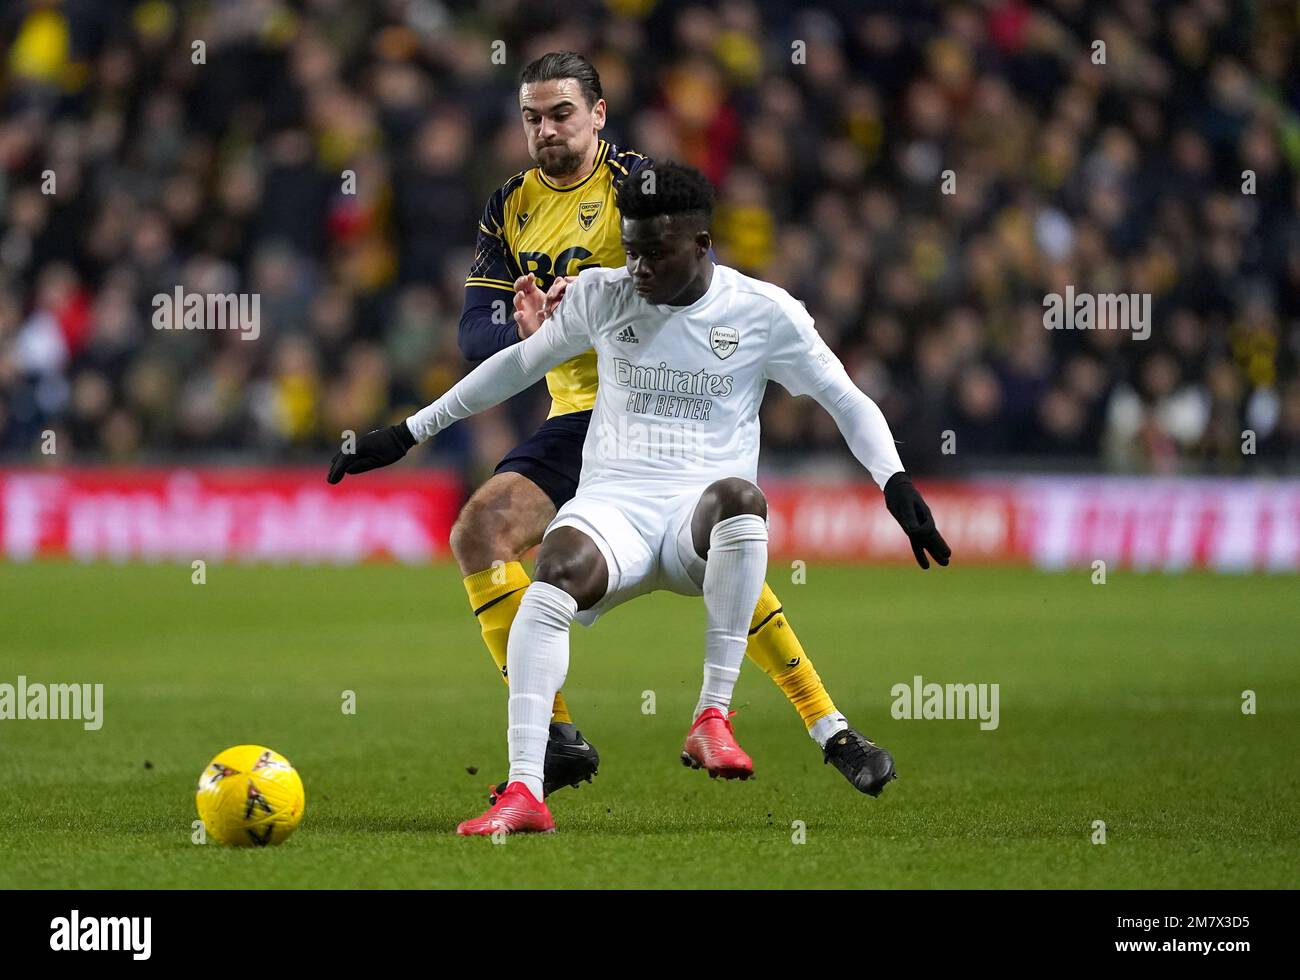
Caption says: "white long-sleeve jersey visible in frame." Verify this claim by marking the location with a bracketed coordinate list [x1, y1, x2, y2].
[407, 264, 905, 497]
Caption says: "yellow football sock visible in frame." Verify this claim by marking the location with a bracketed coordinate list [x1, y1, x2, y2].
[744, 583, 837, 731]
[463, 562, 572, 725]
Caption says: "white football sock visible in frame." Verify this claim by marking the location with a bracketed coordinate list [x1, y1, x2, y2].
[506, 581, 577, 803]
[809, 712, 850, 748]
[695, 513, 769, 720]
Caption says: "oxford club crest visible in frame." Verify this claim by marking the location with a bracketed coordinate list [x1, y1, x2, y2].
[577, 201, 603, 231]
[710, 325, 739, 360]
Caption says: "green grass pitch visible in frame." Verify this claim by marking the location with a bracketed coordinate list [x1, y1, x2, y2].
[1, 560, 1296, 888]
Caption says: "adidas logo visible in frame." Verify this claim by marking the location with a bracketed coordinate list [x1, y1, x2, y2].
[615, 325, 639, 344]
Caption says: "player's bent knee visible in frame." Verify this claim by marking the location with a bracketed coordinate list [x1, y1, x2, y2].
[692, 479, 767, 558]
[705, 478, 768, 520]
[450, 474, 555, 574]
[450, 493, 520, 571]
[533, 527, 608, 611]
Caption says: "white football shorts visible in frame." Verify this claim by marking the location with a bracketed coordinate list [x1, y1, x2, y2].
[545, 484, 710, 625]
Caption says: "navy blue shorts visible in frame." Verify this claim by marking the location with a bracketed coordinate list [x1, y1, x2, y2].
[494, 410, 592, 510]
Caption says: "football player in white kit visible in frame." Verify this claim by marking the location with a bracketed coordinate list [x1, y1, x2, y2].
[329, 163, 950, 835]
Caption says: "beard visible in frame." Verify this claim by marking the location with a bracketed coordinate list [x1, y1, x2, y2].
[536, 142, 584, 178]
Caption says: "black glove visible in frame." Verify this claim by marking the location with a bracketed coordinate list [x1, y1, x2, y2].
[884, 472, 951, 570]
[327, 422, 416, 484]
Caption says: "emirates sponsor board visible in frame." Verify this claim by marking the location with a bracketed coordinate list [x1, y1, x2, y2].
[0, 468, 460, 563]
[764, 477, 1300, 572]
[1, 469, 1297, 571]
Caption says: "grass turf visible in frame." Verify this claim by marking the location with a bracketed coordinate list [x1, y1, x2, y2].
[1, 560, 1296, 889]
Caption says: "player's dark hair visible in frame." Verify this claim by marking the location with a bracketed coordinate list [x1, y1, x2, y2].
[519, 51, 603, 108]
[616, 161, 715, 228]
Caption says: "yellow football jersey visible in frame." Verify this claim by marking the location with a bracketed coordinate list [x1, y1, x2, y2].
[463, 140, 650, 417]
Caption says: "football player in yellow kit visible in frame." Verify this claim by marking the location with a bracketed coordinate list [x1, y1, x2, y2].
[448, 52, 894, 801]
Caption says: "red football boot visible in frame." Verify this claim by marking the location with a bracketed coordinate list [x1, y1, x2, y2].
[456, 781, 555, 836]
[681, 707, 754, 779]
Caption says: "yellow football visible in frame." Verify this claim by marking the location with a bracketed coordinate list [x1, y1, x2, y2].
[195, 745, 305, 847]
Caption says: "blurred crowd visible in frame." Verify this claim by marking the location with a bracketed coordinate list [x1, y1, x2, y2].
[2, 0, 1299, 480]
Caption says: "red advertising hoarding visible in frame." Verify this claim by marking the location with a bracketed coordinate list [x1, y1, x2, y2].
[2, 468, 1297, 572]
[0, 467, 461, 564]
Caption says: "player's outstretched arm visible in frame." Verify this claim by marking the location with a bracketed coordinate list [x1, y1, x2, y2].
[766, 299, 950, 569]
[816, 385, 950, 569]
[327, 277, 592, 485]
